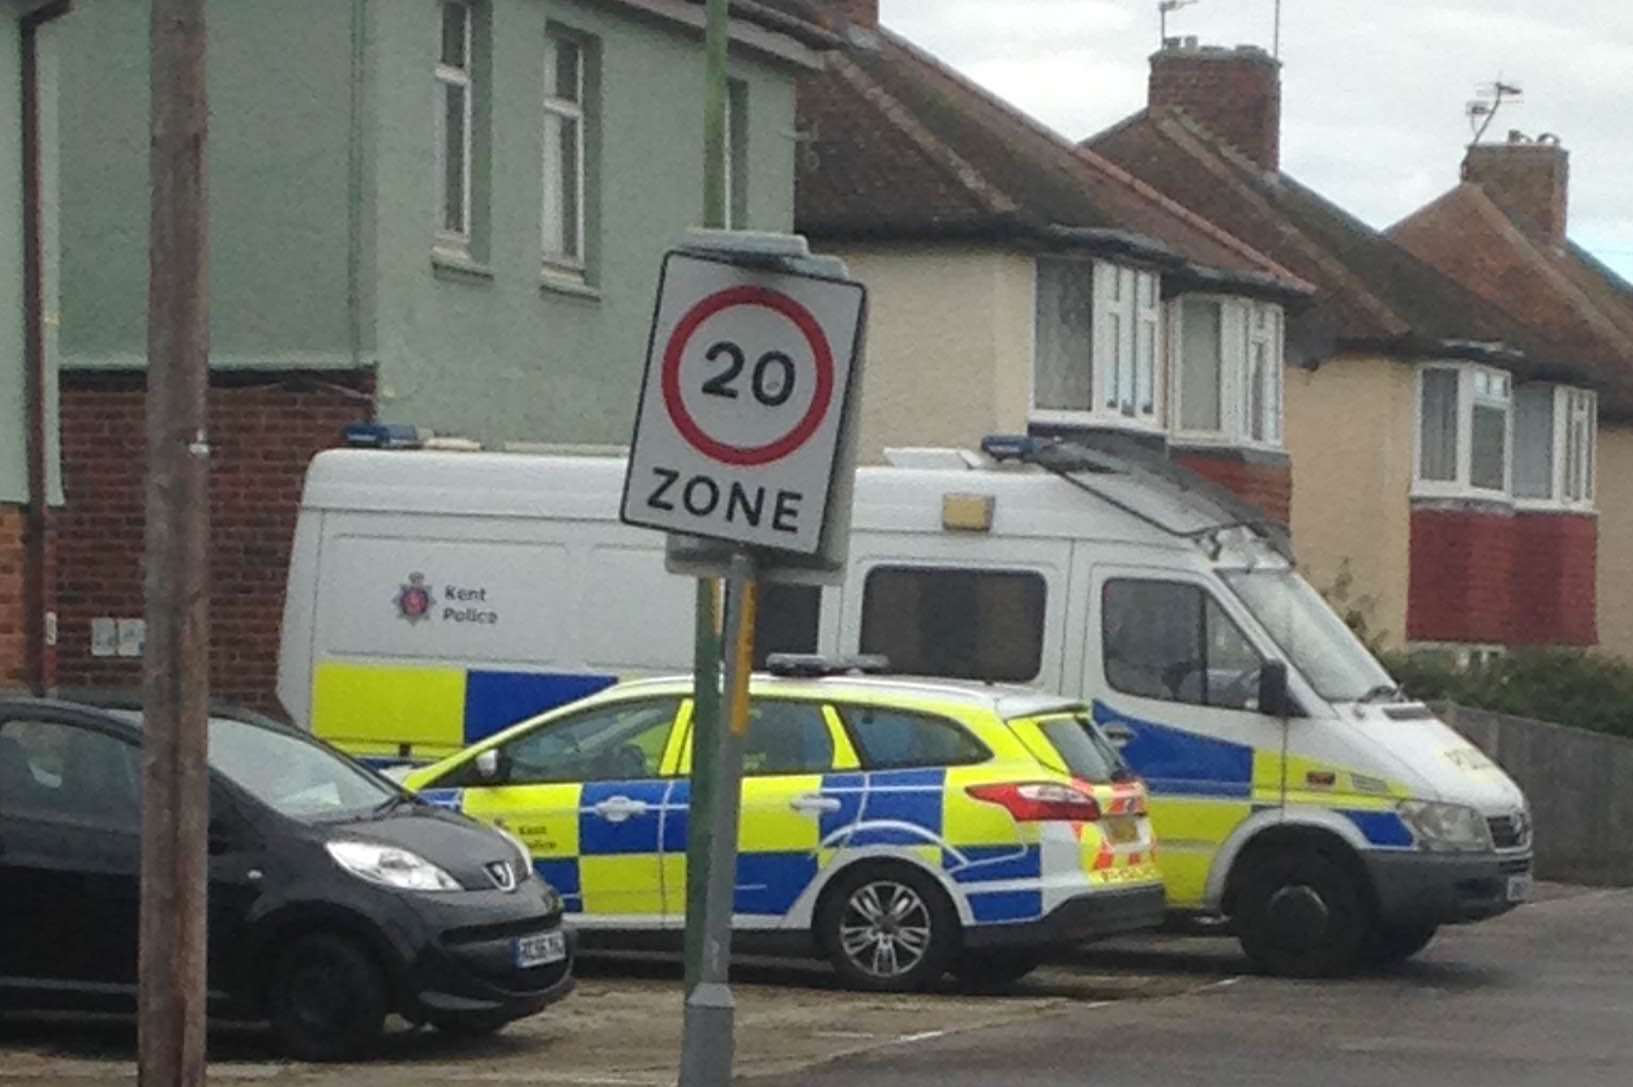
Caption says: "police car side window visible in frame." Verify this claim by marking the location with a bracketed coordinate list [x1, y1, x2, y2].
[743, 700, 834, 776]
[484, 699, 682, 786]
[1101, 580, 1264, 710]
[839, 707, 989, 770]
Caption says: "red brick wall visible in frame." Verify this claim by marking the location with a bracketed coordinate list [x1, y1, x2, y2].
[1148, 44, 1281, 171]
[54, 369, 374, 709]
[1408, 506, 1515, 644]
[1510, 511, 1596, 646]
[1171, 449, 1291, 527]
[0, 506, 25, 691]
[1408, 505, 1598, 647]
[1462, 142, 1569, 245]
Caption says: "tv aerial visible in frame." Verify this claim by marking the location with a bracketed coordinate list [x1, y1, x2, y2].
[1467, 79, 1523, 145]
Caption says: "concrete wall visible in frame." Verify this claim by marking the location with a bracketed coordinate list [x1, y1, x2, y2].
[1441, 703, 1633, 885]
[1285, 353, 1415, 648]
[1596, 424, 1633, 659]
[832, 244, 1034, 463]
[57, 0, 359, 370]
[369, 0, 801, 446]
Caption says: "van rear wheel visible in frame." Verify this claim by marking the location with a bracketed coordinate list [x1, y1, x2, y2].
[816, 864, 958, 992]
[1234, 849, 1368, 979]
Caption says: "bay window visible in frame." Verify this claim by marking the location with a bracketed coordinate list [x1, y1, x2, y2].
[1032, 259, 1161, 427]
[1415, 364, 1512, 497]
[1170, 296, 1284, 446]
[1515, 384, 1596, 508]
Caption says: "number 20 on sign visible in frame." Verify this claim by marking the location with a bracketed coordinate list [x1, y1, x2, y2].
[621, 250, 866, 555]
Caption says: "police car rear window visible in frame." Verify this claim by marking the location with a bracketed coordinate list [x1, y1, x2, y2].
[859, 566, 1046, 683]
[1030, 714, 1125, 784]
[838, 706, 989, 770]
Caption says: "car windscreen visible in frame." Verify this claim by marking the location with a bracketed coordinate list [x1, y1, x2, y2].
[1026, 713, 1126, 784]
[207, 716, 396, 821]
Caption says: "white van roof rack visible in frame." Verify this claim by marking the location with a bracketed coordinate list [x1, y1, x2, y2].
[980, 434, 1293, 560]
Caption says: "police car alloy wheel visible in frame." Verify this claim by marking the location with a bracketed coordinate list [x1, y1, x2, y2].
[818, 865, 957, 992]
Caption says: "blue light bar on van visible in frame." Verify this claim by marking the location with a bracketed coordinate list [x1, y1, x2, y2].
[343, 423, 428, 449]
[980, 434, 1046, 462]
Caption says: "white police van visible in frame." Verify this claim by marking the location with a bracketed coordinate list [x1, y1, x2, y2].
[277, 434, 1533, 976]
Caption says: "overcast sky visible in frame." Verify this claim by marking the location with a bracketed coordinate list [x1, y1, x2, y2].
[880, 0, 1633, 280]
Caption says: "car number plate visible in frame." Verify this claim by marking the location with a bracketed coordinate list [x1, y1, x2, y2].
[1106, 817, 1139, 845]
[1506, 874, 1534, 903]
[515, 931, 567, 968]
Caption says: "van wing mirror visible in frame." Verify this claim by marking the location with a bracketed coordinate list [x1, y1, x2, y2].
[1257, 660, 1294, 718]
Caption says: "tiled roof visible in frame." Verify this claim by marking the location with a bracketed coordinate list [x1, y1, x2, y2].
[1388, 184, 1633, 417]
[1087, 108, 1557, 368]
[791, 29, 1311, 298]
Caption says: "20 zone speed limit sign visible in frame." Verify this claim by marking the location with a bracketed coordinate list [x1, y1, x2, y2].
[622, 250, 866, 555]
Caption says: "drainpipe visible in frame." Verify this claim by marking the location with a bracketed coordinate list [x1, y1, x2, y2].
[20, 0, 72, 695]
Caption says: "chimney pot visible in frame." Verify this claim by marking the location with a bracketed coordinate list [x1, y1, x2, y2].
[1148, 38, 1282, 171]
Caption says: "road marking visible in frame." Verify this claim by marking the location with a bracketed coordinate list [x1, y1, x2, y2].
[894, 1029, 947, 1045]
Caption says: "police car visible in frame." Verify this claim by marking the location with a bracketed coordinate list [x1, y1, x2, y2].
[403, 657, 1165, 991]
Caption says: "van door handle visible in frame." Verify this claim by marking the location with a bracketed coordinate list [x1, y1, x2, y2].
[592, 796, 650, 823]
[790, 793, 841, 815]
[1102, 725, 1135, 748]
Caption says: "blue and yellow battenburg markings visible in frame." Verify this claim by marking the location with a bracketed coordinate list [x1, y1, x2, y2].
[312, 662, 616, 763]
[423, 765, 1155, 926]
[1092, 700, 1415, 908]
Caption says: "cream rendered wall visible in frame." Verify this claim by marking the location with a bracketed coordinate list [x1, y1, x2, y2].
[1594, 424, 1633, 658]
[1285, 354, 1416, 649]
[834, 244, 1035, 463]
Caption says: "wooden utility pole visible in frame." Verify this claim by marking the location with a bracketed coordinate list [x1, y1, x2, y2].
[140, 0, 212, 1084]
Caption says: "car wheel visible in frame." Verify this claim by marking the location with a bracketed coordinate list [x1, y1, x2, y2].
[816, 864, 958, 992]
[267, 933, 388, 1062]
[429, 1010, 515, 1039]
[952, 950, 1045, 992]
[1362, 922, 1438, 965]
[1234, 848, 1369, 979]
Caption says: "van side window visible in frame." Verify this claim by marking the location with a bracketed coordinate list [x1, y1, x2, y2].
[859, 566, 1046, 682]
[753, 583, 822, 668]
[838, 706, 989, 770]
[1101, 580, 1264, 710]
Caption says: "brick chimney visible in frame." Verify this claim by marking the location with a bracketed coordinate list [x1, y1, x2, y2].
[1462, 132, 1570, 246]
[1149, 39, 1281, 172]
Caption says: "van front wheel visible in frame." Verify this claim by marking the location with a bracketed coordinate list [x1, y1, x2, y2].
[1234, 849, 1368, 978]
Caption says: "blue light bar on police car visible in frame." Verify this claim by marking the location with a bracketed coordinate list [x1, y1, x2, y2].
[980, 434, 1045, 462]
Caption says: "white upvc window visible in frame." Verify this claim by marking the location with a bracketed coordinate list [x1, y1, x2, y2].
[1169, 296, 1283, 447]
[1415, 363, 1513, 498]
[723, 79, 748, 229]
[1515, 384, 1596, 509]
[435, 1, 474, 248]
[542, 32, 585, 269]
[1031, 259, 1162, 429]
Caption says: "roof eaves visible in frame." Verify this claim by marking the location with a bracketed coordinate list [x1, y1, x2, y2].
[612, 0, 836, 68]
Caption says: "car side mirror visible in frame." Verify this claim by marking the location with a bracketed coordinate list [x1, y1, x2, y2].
[474, 748, 503, 783]
[1258, 660, 1294, 718]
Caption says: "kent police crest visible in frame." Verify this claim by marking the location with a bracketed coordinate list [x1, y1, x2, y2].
[395, 572, 434, 624]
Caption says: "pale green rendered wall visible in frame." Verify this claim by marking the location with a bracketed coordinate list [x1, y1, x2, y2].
[57, 0, 358, 369]
[368, 0, 800, 445]
[1, 6, 62, 504]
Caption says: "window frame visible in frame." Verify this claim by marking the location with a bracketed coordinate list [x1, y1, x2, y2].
[724, 78, 749, 230]
[1514, 384, 1597, 511]
[1167, 295, 1284, 449]
[1413, 362, 1515, 500]
[541, 28, 587, 272]
[1029, 259, 1163, 432]
[434, 0, 475, 252]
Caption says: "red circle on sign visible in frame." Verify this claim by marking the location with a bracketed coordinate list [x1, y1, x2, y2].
[661, 286, 836, 467]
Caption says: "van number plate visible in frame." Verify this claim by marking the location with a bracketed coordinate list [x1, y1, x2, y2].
[515, 931, 567, 968]
[1105, 817, 1139, 845]
[1506, 874, 1534, 904]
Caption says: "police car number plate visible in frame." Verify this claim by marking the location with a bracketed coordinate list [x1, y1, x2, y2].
[515, 931, 566, 968]
[1506, 874, 1534, 903]
[1106, 817, 1139, 844]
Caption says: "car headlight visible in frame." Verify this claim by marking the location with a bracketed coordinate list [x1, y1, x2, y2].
[326, 840, 463, 892]
[1398, 800, 1492, 852]
[493, 825, 534, 880]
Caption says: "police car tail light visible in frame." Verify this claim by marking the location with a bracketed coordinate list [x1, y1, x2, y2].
[967, 782, 1102, 822]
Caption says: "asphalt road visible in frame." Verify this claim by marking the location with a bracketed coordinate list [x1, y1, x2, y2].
[758, 885, 1633, 1087]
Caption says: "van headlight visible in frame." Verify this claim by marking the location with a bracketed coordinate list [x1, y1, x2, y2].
[326, 840, 463, 891]
[1398, 801, 1492, 852]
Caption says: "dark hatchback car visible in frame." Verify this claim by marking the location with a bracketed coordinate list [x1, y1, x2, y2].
[0, 698, 575, 1060]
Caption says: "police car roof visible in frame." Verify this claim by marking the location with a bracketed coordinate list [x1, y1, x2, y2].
[603, 673, 1084, 720]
